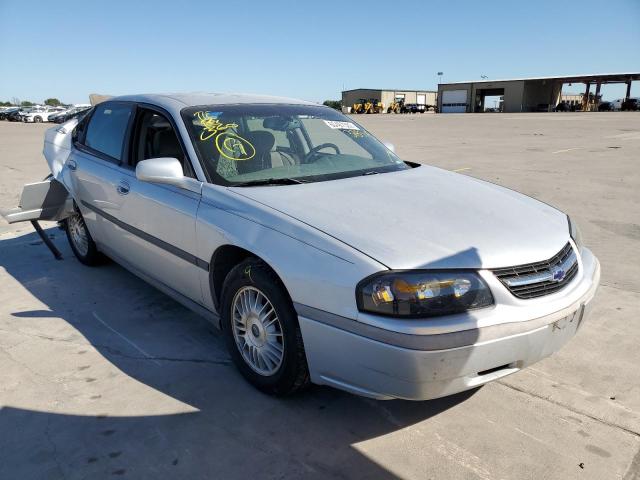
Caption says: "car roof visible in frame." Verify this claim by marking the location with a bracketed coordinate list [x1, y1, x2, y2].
[110, 93, 320, 117]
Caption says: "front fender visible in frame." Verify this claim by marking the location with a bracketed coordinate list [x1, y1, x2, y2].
[196, 186, 386, 320]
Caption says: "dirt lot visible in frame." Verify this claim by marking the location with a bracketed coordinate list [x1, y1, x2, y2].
[1, 113, 639, 479]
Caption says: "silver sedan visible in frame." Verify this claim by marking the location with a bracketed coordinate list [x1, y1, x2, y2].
[2, 93, 600, 400]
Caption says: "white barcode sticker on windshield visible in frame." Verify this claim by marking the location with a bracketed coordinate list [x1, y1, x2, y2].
[324, 120, 359, 130]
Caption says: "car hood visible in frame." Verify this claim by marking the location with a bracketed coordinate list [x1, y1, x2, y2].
[230, 166, 570, 269]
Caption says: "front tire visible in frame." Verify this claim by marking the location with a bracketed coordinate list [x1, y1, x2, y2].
[64, 208, 101, 266]
[221, 258, 310, 396]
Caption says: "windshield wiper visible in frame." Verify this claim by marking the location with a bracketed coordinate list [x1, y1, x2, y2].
[231, 177, 307, 187]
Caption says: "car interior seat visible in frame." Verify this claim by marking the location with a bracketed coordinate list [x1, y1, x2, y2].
[152, 129, 183, 162]
[237, 130, 275, 174]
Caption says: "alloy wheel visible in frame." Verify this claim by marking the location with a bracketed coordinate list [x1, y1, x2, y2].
[67, 214, 89, 256]
[231, 286, 284, 376]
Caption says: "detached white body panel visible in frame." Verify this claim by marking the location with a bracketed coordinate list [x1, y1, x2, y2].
[0, 178, 72, 224]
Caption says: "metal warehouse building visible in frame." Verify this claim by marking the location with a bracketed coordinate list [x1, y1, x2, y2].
[342, 88, 437, 112]
[438, 72, 640, 113]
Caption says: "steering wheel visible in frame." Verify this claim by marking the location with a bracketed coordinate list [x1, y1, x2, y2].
[303, 143, 341, 163]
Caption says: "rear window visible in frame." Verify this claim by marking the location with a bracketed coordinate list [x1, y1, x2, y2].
[84, 103, 133, 161]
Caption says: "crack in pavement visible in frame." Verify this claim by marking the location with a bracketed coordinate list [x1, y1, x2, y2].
[0, 328, 80, 345]
[0, 344, 54, 383]
[497, 380, 640, 438]
[623, 445, 640, 480]
[0, 327, 231, 366]
[44, 412, 67, 480]
[601, 282, 640, 295]
[103, 346, 232, 366]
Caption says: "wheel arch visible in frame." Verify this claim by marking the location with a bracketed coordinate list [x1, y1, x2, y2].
[209, 244, 291, 313]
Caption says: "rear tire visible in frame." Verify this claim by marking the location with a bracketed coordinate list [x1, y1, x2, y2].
[64, 207, 102, 266]
[34, 116, 42, 123]
[221, 258, 310, 396]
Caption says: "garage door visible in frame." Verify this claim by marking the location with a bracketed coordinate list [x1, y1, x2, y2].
[441, 90, 468, 113]
[417, 94, 426, 105]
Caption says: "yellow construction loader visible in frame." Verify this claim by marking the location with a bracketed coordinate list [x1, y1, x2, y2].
[352, 98, 384, 114]
[387, 99, 404, 114]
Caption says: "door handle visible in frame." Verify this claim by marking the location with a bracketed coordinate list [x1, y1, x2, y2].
[67, 159, 77, 171]
[116, 181, 130, 195]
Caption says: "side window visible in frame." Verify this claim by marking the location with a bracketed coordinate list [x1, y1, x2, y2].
[84, 103, 133, 161]
[131, 109, 194, 178]
[72, 108, 92, 144]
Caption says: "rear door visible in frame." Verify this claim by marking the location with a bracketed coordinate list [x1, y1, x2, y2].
[68, 101, 135, 249]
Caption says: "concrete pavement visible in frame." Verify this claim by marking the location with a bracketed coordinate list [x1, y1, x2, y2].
[0, 113, 639, 479]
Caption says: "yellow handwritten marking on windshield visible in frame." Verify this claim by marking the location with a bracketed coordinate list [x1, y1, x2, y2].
[345, 129, 366, 138]
[194, 111, 238, 141]
[216, 132, 255, 161]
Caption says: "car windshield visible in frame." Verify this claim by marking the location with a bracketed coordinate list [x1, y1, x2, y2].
[182, 104, 408, 186]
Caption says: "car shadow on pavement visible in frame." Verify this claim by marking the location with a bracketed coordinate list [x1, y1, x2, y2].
[0, 227, 480, 479]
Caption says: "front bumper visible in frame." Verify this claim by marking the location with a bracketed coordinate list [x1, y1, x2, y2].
[298, 247, 600, 400]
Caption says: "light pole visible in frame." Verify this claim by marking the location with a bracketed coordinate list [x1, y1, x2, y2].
[437, 72, 443, 85]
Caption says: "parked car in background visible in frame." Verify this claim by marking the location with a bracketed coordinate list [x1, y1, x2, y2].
[404, 103, 426, 114]
[0, 107, 20, 120]
[7, 108, 27, 121]
[610, 98, 638, 111]
[47, 109, 70, 122]
[621, 98, 639, 111]
[598, 101, 614, 112]
[555, 101, 570, 112]
[1, 93, 600, 401]
[52, 105, 91, 124]
[22, 106, 64, 123]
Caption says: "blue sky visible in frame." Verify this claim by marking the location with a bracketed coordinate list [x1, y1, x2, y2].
[1, 0, 638, 104]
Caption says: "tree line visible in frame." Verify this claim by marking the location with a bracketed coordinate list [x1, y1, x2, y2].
[1, 98, 64, 107]
[322, 100, 342, 110]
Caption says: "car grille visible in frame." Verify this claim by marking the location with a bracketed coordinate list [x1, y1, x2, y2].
[492, 242, 579, 299]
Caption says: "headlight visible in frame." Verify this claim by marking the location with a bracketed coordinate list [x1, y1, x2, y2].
[356, 271, 494, 318]
[567, 215, 583, 250]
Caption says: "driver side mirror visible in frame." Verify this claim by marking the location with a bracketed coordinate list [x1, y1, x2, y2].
[136, 157, 201, 193]
[382, 141, 396, 153]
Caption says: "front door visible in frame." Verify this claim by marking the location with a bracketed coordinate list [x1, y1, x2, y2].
[113, 106, 204, 303]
